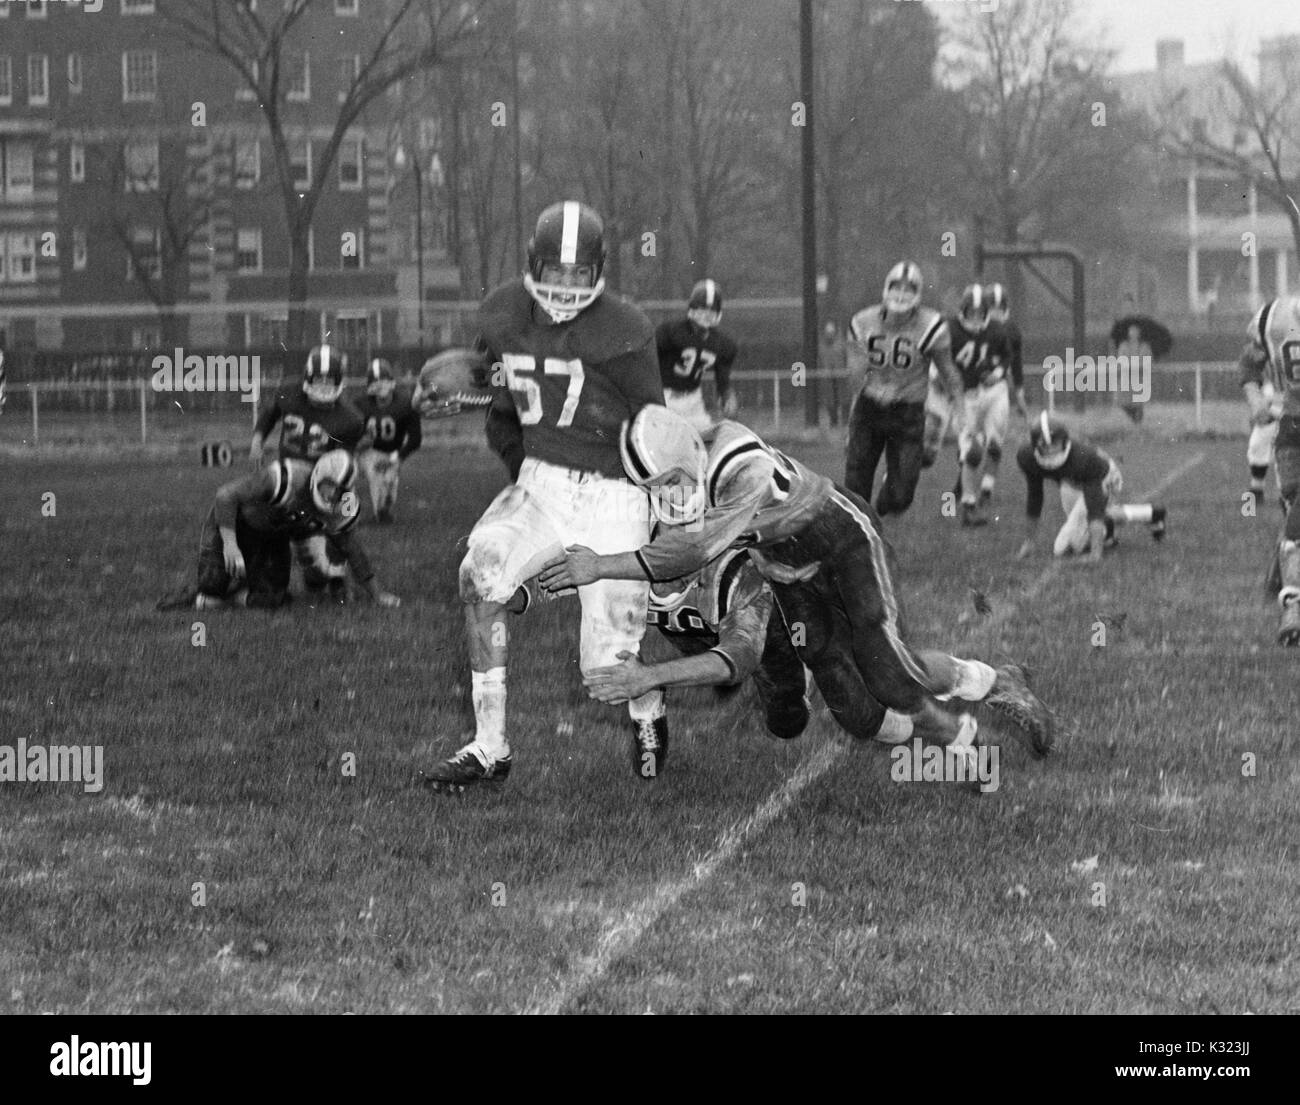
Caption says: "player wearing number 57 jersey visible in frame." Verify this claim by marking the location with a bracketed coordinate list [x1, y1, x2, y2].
[1240, 296, 1300, 644]
[421, 201, 669, 793]
[845, 261, 964, 516]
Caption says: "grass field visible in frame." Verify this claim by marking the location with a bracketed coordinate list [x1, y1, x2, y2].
[1, 412, 1298, 1014]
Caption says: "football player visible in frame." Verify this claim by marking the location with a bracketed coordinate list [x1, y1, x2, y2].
[1246, 379, 1281, 507]
[656, 279, 739, 432]
[583, 544, 986, 765]
[250, 344, 368, 600]
[539, 407, 1055, 758]
[1015, 414, 1167, 563]
[1240, 296, 1300, 644]
[157, 449, 398, 611]
[845, 261, 966, 517]
[355, 358, 422, 524]
[420, 201, 669, 792]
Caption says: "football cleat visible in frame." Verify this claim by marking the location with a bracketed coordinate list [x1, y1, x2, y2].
[1149, 504, 1167, 541]
[1279, 600, 1300, 647]
[631, 714, 669, 779]
[1103, 516, 1119, 550]
[961, 502, 988, 528]
[421, 745, 513, 792]
[984, 664, 1054, 758]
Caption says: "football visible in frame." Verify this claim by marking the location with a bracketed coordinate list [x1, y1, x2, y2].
[415, 348, 494, 418]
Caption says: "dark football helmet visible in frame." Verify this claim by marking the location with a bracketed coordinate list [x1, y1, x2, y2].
[367, 358, 396, 404]
[687, 279, 723, 330]
[1030, 412, 1071, 470]
[959, 284, 989, 332]
[303, 344, 346, 405]
[524, 201, 607, 324]
[986, 283, 1010, 324]
[882, 261, 923, 316]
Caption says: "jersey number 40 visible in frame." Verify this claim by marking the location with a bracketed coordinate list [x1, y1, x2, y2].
[501, 353, 585, 427]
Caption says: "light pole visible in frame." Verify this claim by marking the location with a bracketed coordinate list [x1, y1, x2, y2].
[394, 146, 426, 360]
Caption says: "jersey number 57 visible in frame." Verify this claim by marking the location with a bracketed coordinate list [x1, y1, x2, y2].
[501, 353, 585, 427]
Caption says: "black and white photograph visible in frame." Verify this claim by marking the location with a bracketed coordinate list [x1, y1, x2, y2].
[1, 0, 1298, 1042]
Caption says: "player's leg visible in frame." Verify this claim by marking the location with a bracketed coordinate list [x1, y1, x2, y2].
[1053, 484, 1090, 556]
[957, 391, 987, 526]
[295, 534, 349, 603]
[358, 448, 384, 521]
[244, 532, 292, 609]
[980, 382, 1010, 505]
[751, 601, 812, 740]
[573, 475, 667, 778]
[382, 456, 401, 519]
[1247, 420, 1277, 505]
[1271, 424, 1300, 644]
[844, 395, 888, 504]
[877, 402, 925, 516]
[922, 379, 951, 469]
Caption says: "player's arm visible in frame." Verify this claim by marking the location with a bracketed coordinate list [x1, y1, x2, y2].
[397, 406, 422, 461]
[609, 336, 668, 410]
[1015, 444, 1044, 558]
[1240, 340, 1276, 425]
[1079, 479, 1109, 562]
[714, 337, 739, 416]
[485, 390, 525, 480]
[250, 395, 283, 467]
[928, 328, 966, 435]
[1009, 326, 1027, 402]
[213, 469, 279, 577]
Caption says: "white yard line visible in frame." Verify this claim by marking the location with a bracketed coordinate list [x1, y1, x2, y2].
[524, 451, 1206, 1014]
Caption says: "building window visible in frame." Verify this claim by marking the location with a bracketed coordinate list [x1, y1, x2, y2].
[72, 228, 87, 271]
[122, 50, 158, 103]
[342, 229, 364, 270]
[236, 59, 259, 101]
[1, 140, 35, 199]
[122, 0, 157, 13]
[339, 136, 364, 191]
[287, 52, 310, 102]
[335, 0, 359, 14]
[127, 227, 162, 282]
[7, 234, 37, 283]
[290, 139, 312, 190]
[70, 142, 85, 183]
[123, 140, 160, 192]
[339, 53, 360, 102]
[234, 137, 259, 189]
[28, 55, 49, 106]
[0, 59, 13, 107]
[236, 228, 263, 274]
[131, 326, 160, 350]
[67, 53, 82, 95]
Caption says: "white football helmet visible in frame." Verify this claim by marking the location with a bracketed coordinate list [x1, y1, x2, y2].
[620, 405, 708, 525]
[310, 449, 358, 514]
[883, 261, 923, 316]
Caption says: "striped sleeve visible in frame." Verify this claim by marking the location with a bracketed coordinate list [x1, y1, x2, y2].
[918, 311, 948, 356]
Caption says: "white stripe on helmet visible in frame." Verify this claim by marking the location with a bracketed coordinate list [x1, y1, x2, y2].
[560, 201, 580, 265]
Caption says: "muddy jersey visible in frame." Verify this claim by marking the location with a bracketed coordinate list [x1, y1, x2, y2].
[255, 385, 366, 461]
[355, 384, 422, 458]
[656, 318, 739, 395]
[1240, 297, 1300, 418]
[948, 318, 1015, 390]
[648, 547, 772, 684]
[478, 280, 665, 479]
[1016, 438, 1114, 522]
[847, 304, 956, 406]
[634, 420, 834, 582]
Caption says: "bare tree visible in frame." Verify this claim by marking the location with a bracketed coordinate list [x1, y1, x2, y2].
[160, 0, 488, 350]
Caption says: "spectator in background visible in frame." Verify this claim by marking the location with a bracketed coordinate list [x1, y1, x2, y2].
[1113, 324, 1151, 424]
[819, 320, 846, 427]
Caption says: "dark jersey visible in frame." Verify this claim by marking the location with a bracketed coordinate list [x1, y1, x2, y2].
[1002, 319, 1024, 388]
[254, 384, 366, 462]
[355, 385, 422, 459]
[948, 318, 1014, 391]
[478, 280, 665, 479]
[656, 318, 739, 396]
[1016, 439, 1113, 522]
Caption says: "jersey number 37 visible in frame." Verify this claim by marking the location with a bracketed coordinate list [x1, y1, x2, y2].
[501, 353, 585, 427]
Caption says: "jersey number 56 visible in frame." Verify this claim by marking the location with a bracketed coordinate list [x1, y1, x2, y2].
[865, 334, 915, 370]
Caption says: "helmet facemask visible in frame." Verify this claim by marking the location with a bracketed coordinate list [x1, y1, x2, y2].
[687, 308, 721, 331]
[619, 409, 708, 527]
[524, 263, 605, 324]
[645, 469, 707, 526]
[883, 265, 922, 315]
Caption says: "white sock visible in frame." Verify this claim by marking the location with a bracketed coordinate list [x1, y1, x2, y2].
[1117, 504, 1153, 523]
[980, 475, 996, 493]
[950, 658, 997, 701]
[873, 710, 914, 744]
[950, 712, 978, 748]
[471, 667, 509, 759]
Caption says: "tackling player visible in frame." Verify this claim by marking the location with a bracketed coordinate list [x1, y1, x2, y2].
[1240, 296, 1300, 644]
[845, 261, 965, 517]
[1015, 414, 1167, 563]
[420, 201, 669, 791]
[355, 358, 422, 523]
[539, 407, 1055, 758]
[656, 279, 739, 432]
[156, 450, 398, 610]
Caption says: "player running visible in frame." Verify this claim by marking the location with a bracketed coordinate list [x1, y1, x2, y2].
[1015, 414, 1167, 563]
[656, 278, 739, 432]
[156, 449, 398, 611]
[355, 358, 422, 524]
[1240, 296, 1300, 644]
[845, 261, 965, 517]
[539, 407, 1055, 760]
[420, 201, 669, 791]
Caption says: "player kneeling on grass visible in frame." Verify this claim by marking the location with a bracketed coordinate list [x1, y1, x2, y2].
[356, 358, 422, 524]
[539, 407, 1055, 760]
[157, 449, 399, 611]
[1015, 413, 1166, 564]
